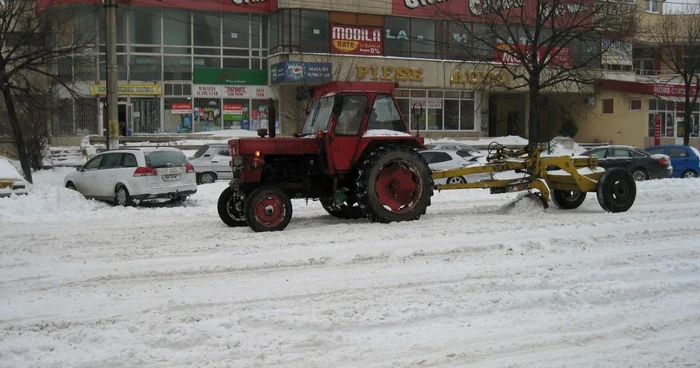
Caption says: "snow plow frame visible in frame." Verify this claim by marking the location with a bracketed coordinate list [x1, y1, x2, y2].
[429, 144, 637, 212]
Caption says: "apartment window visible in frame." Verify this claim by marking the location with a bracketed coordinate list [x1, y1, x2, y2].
[602, 99, 614, 114]
[629, 99, 642, 111]
[646, 0, 658, 13]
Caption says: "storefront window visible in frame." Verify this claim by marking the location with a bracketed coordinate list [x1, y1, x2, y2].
[72, 7, 97, 45]
[164, 98, 192, 133]
[193, 12, 221, 47]
[269, 13, 278, 51]
[164, 56, 192, 80]
[411, 19, 436, 58]
[223, 14, 250, 49]
[99, 8, 127, 44]
[301, 10, 329, 53]
[130, 7, 161, 45]
[223, 99, 249, 130]
[130, 55, 161, 80]
[74, 55, 97, 81]
[194, 98, 221, 132]
[193, 57, 220, 68]
[460, 100, 475, 130]
[385, 17, 410, 57]
[447, 22, 470, 60]
[164, 9, 191, 46]
[132, 98, 161, 133]
[444, 100, 459, 129]
[99, 54, 127, 80]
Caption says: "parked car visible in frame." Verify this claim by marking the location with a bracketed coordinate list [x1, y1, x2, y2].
[420, 149, 491, 184]
[424, 142, 482, 155]
[0, 157, 28, 198]
[189, 144, 231, 184]
[64, 147, 196, 206]
[579, 145, 672, 181]
[645, 145, 700, 178]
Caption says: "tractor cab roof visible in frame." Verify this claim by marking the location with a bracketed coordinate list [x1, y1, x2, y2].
[311, 81, 399, 99]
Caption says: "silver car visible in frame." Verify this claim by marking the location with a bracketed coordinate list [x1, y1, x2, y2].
[420, 149, 492, 185]
[189, 144, 232, 184]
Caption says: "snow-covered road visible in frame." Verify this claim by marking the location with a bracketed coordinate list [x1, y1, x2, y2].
[1, 171, 700, 367]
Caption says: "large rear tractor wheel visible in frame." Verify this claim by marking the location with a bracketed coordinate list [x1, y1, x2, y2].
[243, 187, 293, 232]
[597, 167, 636, 213]
[355, 145, 433, 223]
[217, 187, 247, 227]
[551, 190, 587, 210]
[320, 198, 364, 220]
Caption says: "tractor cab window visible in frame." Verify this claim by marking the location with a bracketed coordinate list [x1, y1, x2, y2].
[300, 96, 334, 135]
[366, 94, 405, 132]
[334, 95, 368, 136]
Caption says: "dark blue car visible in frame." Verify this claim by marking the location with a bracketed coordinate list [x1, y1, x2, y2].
[646, 145, 700, 178]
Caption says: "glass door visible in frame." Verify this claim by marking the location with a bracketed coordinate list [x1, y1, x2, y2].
[132, 98, 161, 134]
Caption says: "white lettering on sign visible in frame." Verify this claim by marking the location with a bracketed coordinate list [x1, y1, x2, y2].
[255, 87, 267, 98]
[385, 29, 409, 40]
[231, 0, 265, 5]
[404, 0, 452, 10]
[195, 85, 221, 97]
[332, 27, 382, 42]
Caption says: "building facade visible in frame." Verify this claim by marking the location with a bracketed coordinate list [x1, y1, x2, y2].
[45, 0, 699, 148]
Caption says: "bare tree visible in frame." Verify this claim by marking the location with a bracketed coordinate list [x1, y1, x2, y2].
[647, 4, 700, 145]
[435, 0, 637, 148]
[0, 0, 95, 183]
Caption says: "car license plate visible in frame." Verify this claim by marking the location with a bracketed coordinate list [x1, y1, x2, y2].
[162, 174, 181, 181]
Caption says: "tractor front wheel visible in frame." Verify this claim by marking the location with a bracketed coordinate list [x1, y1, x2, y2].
[244, 187, 293, 232]
[217, 187, 247, 227]
[551, 190, 587, 210]
[356, 145, 433, 223]
[320, 198, 364, 219]
[597, 167, 636, 213]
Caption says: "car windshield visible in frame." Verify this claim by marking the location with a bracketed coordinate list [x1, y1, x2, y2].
[146, 150, 188, 168]
[193, 145, 209, 158]
[300, 97, 334, 135]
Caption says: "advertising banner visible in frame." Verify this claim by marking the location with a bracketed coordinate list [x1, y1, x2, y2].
[651, 84, 697, 98]
[330, 25, 383, 56]
[193, 68, 267, 85]
[170, 102, 192, 114]
[270, 62, 333, 84]
[654, 113, 661, 146]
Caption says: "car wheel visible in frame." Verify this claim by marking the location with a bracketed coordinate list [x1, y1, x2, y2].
[631, 168, 648, 181]
[447, 176, 466, 184]
[198, 172, 216, 184]
[681, 170, 698, 178]
[65, 182, 76, 190]
[115, 185, 133, 207]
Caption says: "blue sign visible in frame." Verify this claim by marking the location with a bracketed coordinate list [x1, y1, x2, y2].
[270, 62, 333, 84]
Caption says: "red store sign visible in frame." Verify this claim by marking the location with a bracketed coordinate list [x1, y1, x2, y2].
[331, 25, 383, 56]
[650, 84, 698, 98]
[39, 0, 276, 13]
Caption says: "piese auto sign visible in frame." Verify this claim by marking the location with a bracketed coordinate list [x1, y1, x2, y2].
[331, 25, 382, 56]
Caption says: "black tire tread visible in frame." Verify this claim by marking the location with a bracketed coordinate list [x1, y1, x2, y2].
[551, 190, 587, 210]
[596, 167, 636, 213]
[217, 187, 247, 227]
[320, 198, 364, 219]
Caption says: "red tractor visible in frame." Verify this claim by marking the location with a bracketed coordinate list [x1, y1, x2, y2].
[217, 81, 434, 232]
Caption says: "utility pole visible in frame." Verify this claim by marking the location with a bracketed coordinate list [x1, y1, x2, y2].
[104, 0, 119, 150]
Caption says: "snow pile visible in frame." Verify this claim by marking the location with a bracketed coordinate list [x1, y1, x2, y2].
[543, 136, 588, 156]
[0, 157, 23, 180]
[191, 129, 259, 138]
[0, 184, 114, 223]
[426, 135, 528, 147]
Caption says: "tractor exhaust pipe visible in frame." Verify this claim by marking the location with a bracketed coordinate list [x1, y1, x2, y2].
[268, 98, 276, 138]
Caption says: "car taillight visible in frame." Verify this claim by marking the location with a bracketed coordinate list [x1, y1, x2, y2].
[658, 157, 669, 166]
[185, 163, 195, 173]
[133, 167, 157, 176]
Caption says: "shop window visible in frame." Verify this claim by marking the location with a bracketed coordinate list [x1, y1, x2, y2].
[222, 99, 249, 130]
[602, 99, 614, 114]
[133, 98, 162, 133]
[367, 95, 404, 132]
[335, 95, 368, 136]
[74, 55, 97, 81]
[629, 99, 642, 111]
[193, 12, 221, 47]
[447, 22, 470, 60]
[251, 14, 261, 49]
[72, 7, 97, 45]
[194, 98, 221, 132]
[164, 56, 192, 80]
[396, 98, 411, 129]
[261, 15, 268, 49]
[75, 98, 98, 135]
[460, 100, 475, 130]
[130, 55, 161, 81]
[99, 54, 127, 80]
[301, 10, 329, 53]
[444, 100, 459, 130]
[647, 114, 656, 137]
[385, 16, 410, 57]
[164, 98, 192, 133]
[411, 19, 436, 58]
[223, 13, 250, 49]
[164, 9, 191, 46]
[129, 7, 161, 45]
[269, 13, 279, 51]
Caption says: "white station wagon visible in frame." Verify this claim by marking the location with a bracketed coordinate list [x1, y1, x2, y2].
[64, 147, 197, 206]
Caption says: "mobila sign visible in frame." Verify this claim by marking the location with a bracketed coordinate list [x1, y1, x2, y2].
[331, 25, 382, 56]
